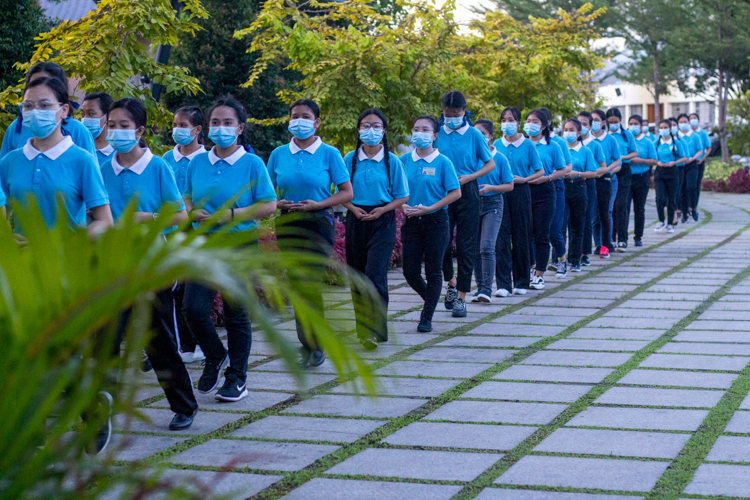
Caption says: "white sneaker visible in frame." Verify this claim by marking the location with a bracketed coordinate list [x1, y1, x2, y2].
[512, 288, 527, 295]
[667, 224, 675, 233]
[530, 276, 545, 290]
[181, 345, 205, 364]
[655, 222, 666, 233]
[530, 268, 536, 280]
[494, 288, 511, 297]
[476, 293, 492, 303]
[470, 294, 480, 303]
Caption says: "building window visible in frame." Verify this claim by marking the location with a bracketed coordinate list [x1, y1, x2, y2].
[629, 105, 643, 119]
[695, 102, 715, 127]
[670, 102, 690, 116]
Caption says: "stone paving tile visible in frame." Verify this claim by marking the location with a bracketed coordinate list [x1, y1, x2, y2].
[495, 455, 669, 492]
[282, 395, 425, 418]
[603, 308, 689, 319]
[563, 291, 624, 300]
[492, 314, 582, 326]
[387, 321, 455, 333]
[620, 300, 701, 310]
[725, 411, 750, 433]
[515, 307, 601, 317]
[674, 330, 750, 342]
[533, 298, 613, 308]
[546, 339, 650, 351]
[462, 381, 593, 403]
[475, 491, 642, 500]
[114, 408, 244, 435]
[701, 310, 750, 321]
[635, 292, 710, 301]
[567, 407, 708, 431]
[230, 416, 385, 443]
[406, 347, 517, 364]
[245, 372, 337, 392]
[710, 300, 750, 310]
[521, 351, 633, 367]
[438, 335, 540, 348]
[684, 463, 750, 497]
[588, 317, 677, 329]
[688, 320, 750, 331]
[658, 342, 750, 355]
[640, 353, 749, 371]
[569, 328, 665, 341]
[326, 448, 502, 481]
[150, 390, 291, 413]
[594, 387, 724, 408]
[383, 422, 536, 450]
[496, 365, 613, 383]
[534, 428, 691, 459]
[330, 377, 460, 397]
[397, 310, 489, 322]
[281, 478, 462, 500]
[469, 324, 566, 337]
[106, 434, 186, 462]
[742, 395, 750, 410]
[373, 360, 489, 378]
[424, 400, 567, 425]
[705, 436, 750, 462]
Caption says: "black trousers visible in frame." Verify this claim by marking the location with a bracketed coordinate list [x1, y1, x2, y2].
[680, 161, 699, 214]
[529, 181, 555, 271]
[276, 209, 335, 351]
[582, 178, 597, 256]
[630, 172, 650, 241]
[696, 161, 706, 206]
[402, 209, 450, 323]
[174, 282, 196, 353]
[595, 177, 613, 251]
[496, 184, 532, 292]
[442, 180, 480, 293]
[564, 178, 587, 266]
[654, 167, 678, 223]
[675, 167, 684, 216]
[345, 206, 395, 341]
[613, 163, 632, 244]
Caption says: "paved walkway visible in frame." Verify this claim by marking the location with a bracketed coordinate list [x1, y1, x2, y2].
[113, 192, 750, 499]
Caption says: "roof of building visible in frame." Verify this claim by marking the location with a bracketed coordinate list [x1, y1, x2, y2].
[39, 0, 96, 21]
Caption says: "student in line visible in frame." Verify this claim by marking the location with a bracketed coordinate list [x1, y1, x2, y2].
[163, 105, 207, 364]
[525, 108, 568, 290]
[668, 117, 686, 226]
[589, 109, 621, 259]
[642, 119, 654, 140]
[689, 112, 711, 212]
[653, 119, 688, 233]
[607, 108, 638, 252]
[342, 108, 409, 349]
[183, 96, 277, 400]
[1, 62, 95, 160]
[472, 119, 513, 302]
[100, 97, 199, 431]
[628, 114, 658, 246]
[676, 113, 704, 223]
[81, 92, 114, 166]
[577, 111, 608, 268]
[494, 106, 544, 295]
[562, 119, 598, 272]
[267, 99, 353, 367]
[435, 91, 495, 317]
[401, 115, 461, 332]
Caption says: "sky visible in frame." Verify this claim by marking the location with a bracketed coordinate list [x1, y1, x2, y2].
[454, 0, 493, 27]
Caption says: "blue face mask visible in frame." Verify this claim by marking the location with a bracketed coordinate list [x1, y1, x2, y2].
[563, 131, 578, 143]
[501, 122, 518, 136]
[22, 109, 60, 139]
[609, 122, 620, 132]
[690, 118, 699, 128]
[590, 121, 602, 133]
[288, 118, 316, 140]
[444, 116, 464, 129]
[106, 129, 139, 153]
[628, 125, 641, 135]
[659, 128, 671, 138]
[411, 132, 434, 149]
[172, 127, 196, 146]
[642, 125, 650, 134]
[82, 117, 104, 138]
[671, 125, 678, 134]
[679, 123, 690, 132]
[208, 126, 238, 148]
[523, 123, 542, 137]
[581, 125, 590, 136]
[359, 128, 383, 146]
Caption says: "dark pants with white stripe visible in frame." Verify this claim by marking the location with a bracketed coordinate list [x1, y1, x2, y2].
[565, 178, 588, 266]
[496, 184, 532, 292]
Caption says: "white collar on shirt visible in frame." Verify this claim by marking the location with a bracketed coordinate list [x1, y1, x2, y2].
[594, 130, 608, 141]
[173, 144, 206, 162]
[660, 136, 674, 144]
[570, 143, 582, 152]
[501, 135, 525, 148]
[112, 148, 153, 176]
[535, 137, 548, 145]
[489, 146, 497, 156]
[208, 145, 244, 165]
[23, 136, 74, 161]
[581, 135, 594, 146]
[358, 146, 384, 162]
[411, 148, 440, 164]
[98, 144, 114, 157]
[679, 130, 693, 137]
[290, 137, 322, 155]
[443, 123, 470, 135]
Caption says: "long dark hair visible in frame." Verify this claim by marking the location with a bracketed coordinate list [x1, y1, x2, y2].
[25, 77, 70, 126]
[656, 119, 678, 159]
[605, 108, 627, 137]
[527, 108, 550, 142]
[207, 95, 250, 150]
[352, 108, 391, 189]
[501, 106, 522, 124]
[175, 105, 204, 144]
[440, 90, 471, 127]
[109, 97, 148, 148]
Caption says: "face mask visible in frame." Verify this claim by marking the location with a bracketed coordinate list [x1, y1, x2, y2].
[671, 126, 678, 134]
[524, 123, 542, 137]
[411, 132, 434, 149]
[678, 123, 690, 132]
[172, 127, 196, 146]
[628, 125, 641, 135]
[563, 131, 578, 143]
[591, 121, 602, 133]
[581, 125, 590, 136]
[690, 118, 699, 128]
[288, 118, 316, 140]
[444, 116, 464, 129]
[501, 122, 518, 136]
[82, 117, 104, 138]
[22, 109, 60, 139]
[106, 129, 139, 153]
[208, 126, 238, 148]
[642, 125, 650, 134]
[659, 128, 671, 138]
[359, 128, 383, 146]
[609, 122, 620, 132]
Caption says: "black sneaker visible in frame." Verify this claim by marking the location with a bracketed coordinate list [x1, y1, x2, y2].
[87, 391, 113, 455]
[198, 353, 229, 393]
[215, 379, 248, 402]
[308, 350, 325, 367]
[581, 255, 591, 267]
[634, 239, 643, 247]
[556, 261, 567, 277]
[452, 298, 467, 318]
[571, 263, 582, 272]
[616, 242, 627, 252]
[417, 318, 432, 332]
[444, 286, 457, 310]
[693, 210, 700, 222]
[141, 351, 152, 373]
[594, 247, 601, 255]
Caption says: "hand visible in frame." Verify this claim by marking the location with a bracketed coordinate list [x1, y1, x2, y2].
[362, 207, 386, 221]
[217, 208, 233, 225]
[349, 206, 368, 219]
[478, 184, 494, 195]
[277, 199, 295, 210]
[457, 175, 471, 186]
[191, 209, 212, 222]
[564, 170, 577, 179]
[133, 212, 154, 223]
[406, 205, 431, 217]
[529, 175, 548, 185]
[289, 200, 320, 212]
[513, 175, 527, 184]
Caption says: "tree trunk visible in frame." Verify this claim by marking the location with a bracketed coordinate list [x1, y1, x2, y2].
[718, 68, 729, 163]
[653, 49, 661, 124]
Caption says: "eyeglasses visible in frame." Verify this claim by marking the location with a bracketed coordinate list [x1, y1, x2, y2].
[360, 122, 384, 131]
[20, 100, 62, 112]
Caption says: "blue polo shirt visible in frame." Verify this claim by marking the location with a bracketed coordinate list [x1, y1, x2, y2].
[569, 144, 598, 173]
[267, 138, 349, 203]
[0, 136, 108, 232]
[550, 135, 572, 166]
[342, 148, 409, 206]
[477, 149, 514, 197]
[593, 132, 621, 177]
[1, 117, 96, 160]
[534, 139, 566, 176]
[493, 136, 543, 178]
[582, 136, 606, 166]
[0, 182, 6, 207]
[100, 149, 184, 222]
[96, 145, 114, 167]
[434, 124, 493, 177]
[655, 138, 687, 165]
[678, 131, 704, 161]
[185, 146, 276, 232]
[694, 128, 710, 160]
[633, 136, 657, 175]
[400, 149, 459, 214]
[163, 145, 206, 195]
[610, 129, 638, 164]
